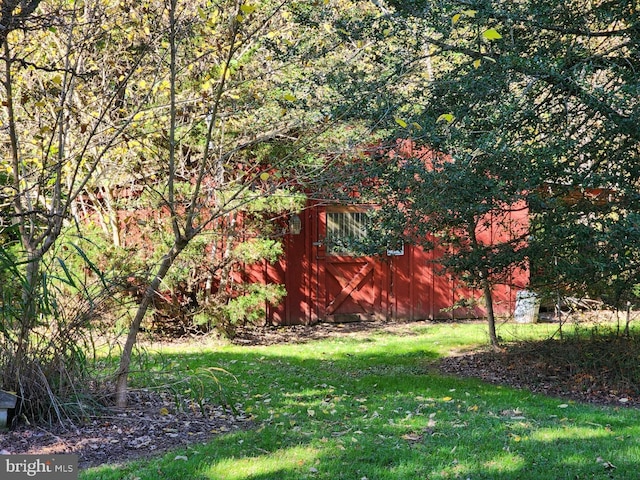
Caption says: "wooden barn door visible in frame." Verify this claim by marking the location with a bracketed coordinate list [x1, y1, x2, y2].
[315, 206, 388, 322]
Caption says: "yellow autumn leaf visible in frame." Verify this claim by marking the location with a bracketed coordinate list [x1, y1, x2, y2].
[437, 113, 454, 123]
[482, 28, 503, 40]
[412, 122, 422, 130]
[454, 9, 477, 24]
[473, 58, 482, 69]
[159, 407, 169, 415]
[51, 75, 62, 85]
[442, 396, 453, 402]
[259, 172, 270, 181]
[395, 117, 408, 128]
[240, 4, 256, 14]
[283, 93, 296, 102]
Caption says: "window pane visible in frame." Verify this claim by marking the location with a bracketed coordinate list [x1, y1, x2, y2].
[326, 211, 369, 255]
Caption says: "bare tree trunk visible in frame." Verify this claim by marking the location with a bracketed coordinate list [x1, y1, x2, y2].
[481, 275, 499, 349]
[101, 186, 122, 247]
[469, 222, 499, 349]
[624, 301, 632, 337]
[13, 252, 39, 377]
[114, 240, 186, 407]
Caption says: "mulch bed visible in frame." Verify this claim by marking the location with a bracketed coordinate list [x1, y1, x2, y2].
[438, 338, 640, 408]
[0, 389, 252, 470]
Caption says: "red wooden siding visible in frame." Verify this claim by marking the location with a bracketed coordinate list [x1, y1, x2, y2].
[245, 200, 529, 325]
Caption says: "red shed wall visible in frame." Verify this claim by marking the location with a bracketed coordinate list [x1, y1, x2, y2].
[245, 201, 529, 325]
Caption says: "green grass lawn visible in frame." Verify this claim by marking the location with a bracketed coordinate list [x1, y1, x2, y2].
[82, 322, 640, 479]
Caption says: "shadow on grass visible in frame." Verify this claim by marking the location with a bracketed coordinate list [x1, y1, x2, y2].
[81, 335, 640, 480]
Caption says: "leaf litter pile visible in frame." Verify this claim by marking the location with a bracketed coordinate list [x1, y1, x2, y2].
[439, 331, 640, 407]
[2, 320, 639, 469]
[0, 389, 252, 469]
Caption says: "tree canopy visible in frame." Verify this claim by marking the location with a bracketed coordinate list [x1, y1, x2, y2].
[360, 0, 640, 315]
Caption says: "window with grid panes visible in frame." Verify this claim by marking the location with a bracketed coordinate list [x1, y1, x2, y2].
[326, 211, 370, 255]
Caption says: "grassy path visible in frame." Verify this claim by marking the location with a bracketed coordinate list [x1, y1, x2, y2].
[83, 323, 640, 479]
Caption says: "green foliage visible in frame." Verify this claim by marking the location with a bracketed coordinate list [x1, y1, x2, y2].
[242, 189, 306, 217]
[530, 209, 640, 310]
[352, 0, 640, 311]
[0, 240, 118, 425]
[0, 242, 22, 314]
[233, 239, 283, 264]
[224, 283, 286, 326]
[191, 283, 286, 338]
